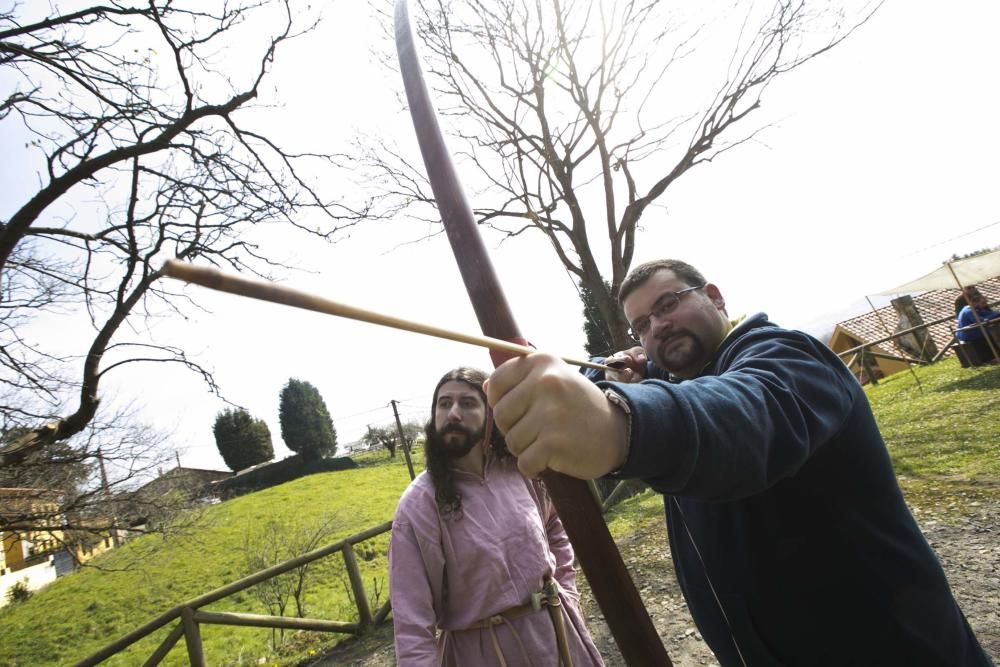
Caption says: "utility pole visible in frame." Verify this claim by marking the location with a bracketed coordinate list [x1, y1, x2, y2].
[390, 400, 416, 481]
[97, 448, 121, 548]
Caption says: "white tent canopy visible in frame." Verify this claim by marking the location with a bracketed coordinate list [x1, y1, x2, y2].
[875, 249, 1000, 295]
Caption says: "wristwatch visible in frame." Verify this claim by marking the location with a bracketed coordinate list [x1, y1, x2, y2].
[603, 388, 632, 475]
[603, 387, 631, 416]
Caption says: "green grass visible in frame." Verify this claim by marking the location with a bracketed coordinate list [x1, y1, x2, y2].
[865, 357, 1000, 510]
[605, 487, 667, 541]
[0, 451, 419, 667]
[867, 358, 1000, 479]
[3, 359, 998, 666]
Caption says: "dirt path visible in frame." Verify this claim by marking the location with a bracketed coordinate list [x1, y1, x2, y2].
[580, 494, 999, 666]
[307, 492, 1000, 666]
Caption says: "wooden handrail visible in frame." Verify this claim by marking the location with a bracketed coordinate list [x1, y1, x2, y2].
[373, 599, 393, 625]
[836, 299, 1000, 360]
[193, 610, 360, 634]
[142, 622, 184, 667]
[835, 311, 959, 359]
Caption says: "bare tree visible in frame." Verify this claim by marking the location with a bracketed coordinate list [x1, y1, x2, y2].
[0, 1, 373, 451]
[242, 514, 342, 647]
[0, 2, 378, 549]
[364, 424, 399, 458]
[365, 0, 879, 349]
[362, 420, 421, 458]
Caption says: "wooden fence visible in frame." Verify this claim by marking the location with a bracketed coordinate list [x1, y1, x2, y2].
[73, 521, 393, 667]
[74, 470, 641, 665]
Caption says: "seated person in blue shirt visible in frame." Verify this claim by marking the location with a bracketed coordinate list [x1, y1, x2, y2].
[956, 287, 1000, 342]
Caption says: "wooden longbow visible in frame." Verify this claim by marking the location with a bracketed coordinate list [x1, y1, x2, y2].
[393, 2, 671, 663]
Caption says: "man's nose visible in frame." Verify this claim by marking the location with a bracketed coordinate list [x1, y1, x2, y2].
[446, 405, 463, 421]
[649, 312, 673, 337]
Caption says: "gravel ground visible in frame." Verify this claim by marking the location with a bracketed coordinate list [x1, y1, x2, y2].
[580, 495, 999, 666]
[308, 492, 1000, 666]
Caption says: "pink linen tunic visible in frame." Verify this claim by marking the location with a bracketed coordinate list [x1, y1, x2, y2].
[388, 455, 605, 666]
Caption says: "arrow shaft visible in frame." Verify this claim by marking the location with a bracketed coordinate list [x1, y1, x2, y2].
[161, 261, 610, 372]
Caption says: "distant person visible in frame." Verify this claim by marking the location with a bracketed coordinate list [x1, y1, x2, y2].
[487, 259, 991, 665]
[388, 367, 604, 666]
[956, 286, 1000, 343]
[955, 293, 968, 317]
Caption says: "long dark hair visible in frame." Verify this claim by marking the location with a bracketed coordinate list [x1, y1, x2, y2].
[424, 367, 511, 519]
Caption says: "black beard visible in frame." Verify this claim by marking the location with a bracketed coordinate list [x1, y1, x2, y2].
[650, 329, 705, 374]
[429, 423, 485, 460]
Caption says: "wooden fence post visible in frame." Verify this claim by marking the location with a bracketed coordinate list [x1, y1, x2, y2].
[181, 607, 206, 667]
[342, 543, 373, 627]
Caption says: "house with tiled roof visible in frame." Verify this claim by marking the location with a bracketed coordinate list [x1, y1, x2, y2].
[829, 276, 1000, 383]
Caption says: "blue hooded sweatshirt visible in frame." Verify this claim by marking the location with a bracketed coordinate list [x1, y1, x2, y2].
[588, 313, 990, 666]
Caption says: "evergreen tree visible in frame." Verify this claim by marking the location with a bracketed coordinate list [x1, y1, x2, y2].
[278, 379, 338, 460]
[580, 280, 617, 357]
[213, 409, 274, 472]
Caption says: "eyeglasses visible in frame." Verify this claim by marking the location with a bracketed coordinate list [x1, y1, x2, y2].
[627, 285, 705, 339]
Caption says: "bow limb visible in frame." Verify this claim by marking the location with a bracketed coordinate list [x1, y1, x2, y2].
[393, 3, 671, 664]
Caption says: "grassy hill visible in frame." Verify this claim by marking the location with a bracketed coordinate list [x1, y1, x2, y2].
[2, 358, 998, 666]
[0, 451, 417, 666]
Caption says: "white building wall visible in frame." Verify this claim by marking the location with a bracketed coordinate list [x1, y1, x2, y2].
[0, 555, 57, 607]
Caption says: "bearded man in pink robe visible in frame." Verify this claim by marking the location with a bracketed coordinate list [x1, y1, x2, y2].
[388, 367, 605, 666]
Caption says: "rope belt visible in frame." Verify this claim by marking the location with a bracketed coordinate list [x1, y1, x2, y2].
[462, 578, 574, 667]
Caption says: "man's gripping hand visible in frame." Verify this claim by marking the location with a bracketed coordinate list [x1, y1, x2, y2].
[604, 345, 648, 383]
[485, 353, 629, 480]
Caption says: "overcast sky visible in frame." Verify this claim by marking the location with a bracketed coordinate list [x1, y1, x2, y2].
[6, 1, 999, 471]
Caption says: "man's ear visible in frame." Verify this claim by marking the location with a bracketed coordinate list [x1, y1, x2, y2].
[704, 283, 726, 310]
